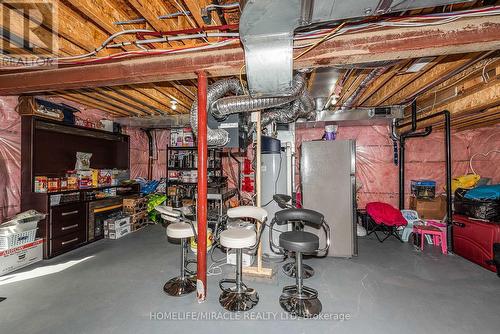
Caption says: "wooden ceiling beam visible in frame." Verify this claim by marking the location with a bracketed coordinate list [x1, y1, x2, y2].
[65, 89, 144, 116]
[128, 85, 190, 114]
[182, 0, 222, 27]
[443, 109, 500, 131]
[418, 55, 500, 102]
[399, 77, 500, 131]
[55, 2, 118, 55]
[0, 3, 86, 56]
[171, 81, 197, 100]
[448, 106, 500, 128]
[415, 64, 499, 114]
[456, 120, 500, 131]
[335, 71, 369, 108]
[355, 61, 410, 106]
[51, 91, 132, 116]
[147, 83, 193, 110]
[110, 86, 176, 114]
[65, 0, 151, 51]
[387, 52, 486, 105]
[364, 56, 444, 106]
[126, 0, 188, 46]
[0, 15, 498, 94]
[5, 2, 116, 55]
[87, 88, 157, 116]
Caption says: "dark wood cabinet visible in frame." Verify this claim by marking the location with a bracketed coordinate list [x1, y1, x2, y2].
[21, 115, 138, 258]
[50, 203, 86, 239]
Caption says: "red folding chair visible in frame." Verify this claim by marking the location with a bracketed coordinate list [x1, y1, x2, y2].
[366, 202, 407, 243]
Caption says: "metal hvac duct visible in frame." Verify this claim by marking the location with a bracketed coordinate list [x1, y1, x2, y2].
[191, 73, 315, 146]
[239, 0, 473, 97]
[317, 106, 404, 124]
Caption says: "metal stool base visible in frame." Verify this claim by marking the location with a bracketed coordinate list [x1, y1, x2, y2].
[282, 261, 314, 279]
[219, 288, 259, 312]
[163, 276, 196, 296]
[279, 285, 322, 318]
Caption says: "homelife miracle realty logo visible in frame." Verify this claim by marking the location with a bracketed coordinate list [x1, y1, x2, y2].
[0, 0, 59, 68]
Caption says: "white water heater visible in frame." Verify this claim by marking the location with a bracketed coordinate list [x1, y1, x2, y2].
[260, 136, 288, 258]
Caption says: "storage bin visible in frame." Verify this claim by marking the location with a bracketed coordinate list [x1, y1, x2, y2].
[0, 228, 38, 250]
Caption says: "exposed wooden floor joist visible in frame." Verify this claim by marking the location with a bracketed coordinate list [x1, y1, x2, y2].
[0, 15, 498, 95]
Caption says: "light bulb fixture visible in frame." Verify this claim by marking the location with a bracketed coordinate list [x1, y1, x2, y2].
[170, 100, 178, 110]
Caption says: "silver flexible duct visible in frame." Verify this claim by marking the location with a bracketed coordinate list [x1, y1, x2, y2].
[260, 90, 316, 128]
[190, 78, 243, 146]
[210, 73, 307, 119]
[261, 99, 302, 127]
[190, 73, 311, 146]
[340, 67, 388, 110]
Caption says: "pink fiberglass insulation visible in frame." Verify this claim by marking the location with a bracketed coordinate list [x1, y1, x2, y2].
[0, 96, 21, 222]
[125, 128, 170, 180]
[152, 130, 169, 180]
[1, 92, 498, 222]
[296, 124, 500, 209]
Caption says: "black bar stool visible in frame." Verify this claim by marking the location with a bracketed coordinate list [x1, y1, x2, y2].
[270, 208, 330, 318]
[273, 194, 315, 278]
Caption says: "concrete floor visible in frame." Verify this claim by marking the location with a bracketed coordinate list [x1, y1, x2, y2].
[1, 224, 499, 334]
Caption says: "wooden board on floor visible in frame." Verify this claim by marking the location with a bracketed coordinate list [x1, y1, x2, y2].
[242, 266, 273, 278]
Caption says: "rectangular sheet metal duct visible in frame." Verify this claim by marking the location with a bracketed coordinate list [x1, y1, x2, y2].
[240, 0, 473, 97]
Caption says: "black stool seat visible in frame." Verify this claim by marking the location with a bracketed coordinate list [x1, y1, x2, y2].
[279, 231, 319, 253]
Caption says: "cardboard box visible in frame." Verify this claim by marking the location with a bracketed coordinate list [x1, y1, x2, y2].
[227, 250, 254, 267]
[105, 224, 131, 239]
[409, 195, 446, 220]
[105, 216, 131, 230]
[0, 239, 43, 276]
[123, 198, 147, 214]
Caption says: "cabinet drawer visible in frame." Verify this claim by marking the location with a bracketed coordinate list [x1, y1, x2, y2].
[50, 203, 86, 238]
[50, 229, 86, 256]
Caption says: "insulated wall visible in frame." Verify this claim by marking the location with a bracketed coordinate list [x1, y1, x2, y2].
[296, 124, 500, 209]
[0, 96, 21, 222]
[125, 128, 169, 180]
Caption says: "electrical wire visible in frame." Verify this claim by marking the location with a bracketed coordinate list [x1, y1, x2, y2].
[239, 64, 248, 95]
[1, 6, 499, 69]
[293, 22, 347, 60]
[206, 3, 240, 10]
[469, 149, 500, 175]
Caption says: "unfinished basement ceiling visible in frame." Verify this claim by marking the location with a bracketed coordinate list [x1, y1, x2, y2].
[0, 0, 240, 116]
[0, 1, 498, 130]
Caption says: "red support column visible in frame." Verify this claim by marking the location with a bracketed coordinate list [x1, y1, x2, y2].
[196, 70, 208, 302]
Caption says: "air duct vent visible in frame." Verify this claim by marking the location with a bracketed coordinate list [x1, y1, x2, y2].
[240, 0, 473, 97]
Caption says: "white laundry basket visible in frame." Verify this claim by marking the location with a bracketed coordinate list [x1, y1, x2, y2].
[0, 228, 38, 250]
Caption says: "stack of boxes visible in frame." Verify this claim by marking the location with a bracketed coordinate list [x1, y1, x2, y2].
[104, 214, 131, 239]
[103, 198, 149, 240]
[123, 198, 149, 231]
[170, 128, 194, 147]
[409, 179, 445, 219]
